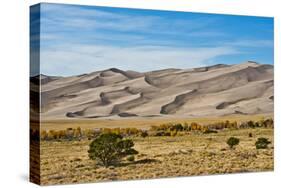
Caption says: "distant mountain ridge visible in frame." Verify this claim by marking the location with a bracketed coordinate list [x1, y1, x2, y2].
[31, 61, 273, 119]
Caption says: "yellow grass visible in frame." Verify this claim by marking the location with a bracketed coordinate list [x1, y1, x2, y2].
[40, 128, 273, 185]
[38, 114, 274, 185]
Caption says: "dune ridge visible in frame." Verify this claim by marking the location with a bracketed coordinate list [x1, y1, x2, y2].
[35, 61, 273, 119]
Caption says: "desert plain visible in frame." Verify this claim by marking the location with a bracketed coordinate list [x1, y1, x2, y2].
[30, 62, 274, 185]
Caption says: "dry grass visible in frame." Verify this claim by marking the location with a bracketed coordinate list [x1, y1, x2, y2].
[40, 128, 273, 185]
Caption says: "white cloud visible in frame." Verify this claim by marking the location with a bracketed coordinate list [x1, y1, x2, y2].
[37, 4, 272, 76]
[40, 44, 237, 76]
[40, 3, 221, 37]
[222, 39, 273, 48]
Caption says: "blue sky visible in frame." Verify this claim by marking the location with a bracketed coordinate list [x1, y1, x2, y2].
[30, 3, 274, 76]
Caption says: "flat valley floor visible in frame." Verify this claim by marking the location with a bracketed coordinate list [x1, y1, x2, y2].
[39, 115, 274, 185]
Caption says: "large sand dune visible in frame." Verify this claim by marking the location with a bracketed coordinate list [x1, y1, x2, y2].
[33, 61, 273, 119]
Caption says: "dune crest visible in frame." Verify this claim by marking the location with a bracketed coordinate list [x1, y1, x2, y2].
[35, 61, 273, 119]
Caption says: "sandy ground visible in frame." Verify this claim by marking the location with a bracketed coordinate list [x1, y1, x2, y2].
[40, 128, 273, 185]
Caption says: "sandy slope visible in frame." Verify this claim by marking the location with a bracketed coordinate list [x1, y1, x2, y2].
[33, 61, 273, 119]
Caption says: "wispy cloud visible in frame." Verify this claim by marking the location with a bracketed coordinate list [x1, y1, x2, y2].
[222, 39, 273, 48]
[40, 44, 237, 76]
[40, 3, 223, 42]
[36, 3, 273, 76]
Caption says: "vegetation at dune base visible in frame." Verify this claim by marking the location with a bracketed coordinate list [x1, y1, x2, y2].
[227, 137, 240, 149]
[39, 118, 274, 141]
[88, 133, 138, 167]
[255, 137, 271, 149]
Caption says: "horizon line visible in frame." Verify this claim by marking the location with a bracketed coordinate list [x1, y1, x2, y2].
[31, 61, 273, 78]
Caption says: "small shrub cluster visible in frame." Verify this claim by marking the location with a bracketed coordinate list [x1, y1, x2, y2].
[148, 118, 273, 137]
[255, 137, 271, 149]
[41, 127, 147, 141]
[140, 131, 149, 138]
[150, 123, 185, 137]
[40, 118, 273, 141]
[40, 127, 83, 141]
[225, 137, 272, 150]
[239, 118, 274, 129]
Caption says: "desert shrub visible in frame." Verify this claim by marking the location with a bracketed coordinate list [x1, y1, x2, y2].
[264, 118, 274, 128]
[201, 126, 208, 132]
[247, 120, 255, 128]
[88, 133, 138, 167]
[154, 131, 166, 136]
[66, 128, 74, 139]
[126, 155, 135, 162]
[164, 131, 171, 136]
[258, 119, 265, 127]
[159, 124, 171, 131]
[227, 137, 240, 149]
[249, 133, 253, 137]
[239, 122, 248, 129]
[151, 130, 170, 136]
[231, 121, 238, 129]
[254, 122, 260, 128]
[203, 129, 218, 134]
[225, 120, 230, 128]
[255, 137, 271, 149]
[57, 130, 65, 139]
[140, 131, 148, 138]
[74, 127, 82, 138]
[170, 130, 177, 137]
[170, 123, 183, 131]
[130, 128, 140, 135]
[190, 122, 199, 130]
[197, 124, 203, 131]
[183, 123, 191, 131]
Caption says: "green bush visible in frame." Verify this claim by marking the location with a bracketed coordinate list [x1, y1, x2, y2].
[88, 133, 138, 167]
[227, 137, 240, 149]
[126, 155, 135, 162]
[255, 137, 271, 149]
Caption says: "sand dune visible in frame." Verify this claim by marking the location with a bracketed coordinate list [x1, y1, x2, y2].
[35, 61, 273, 119]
